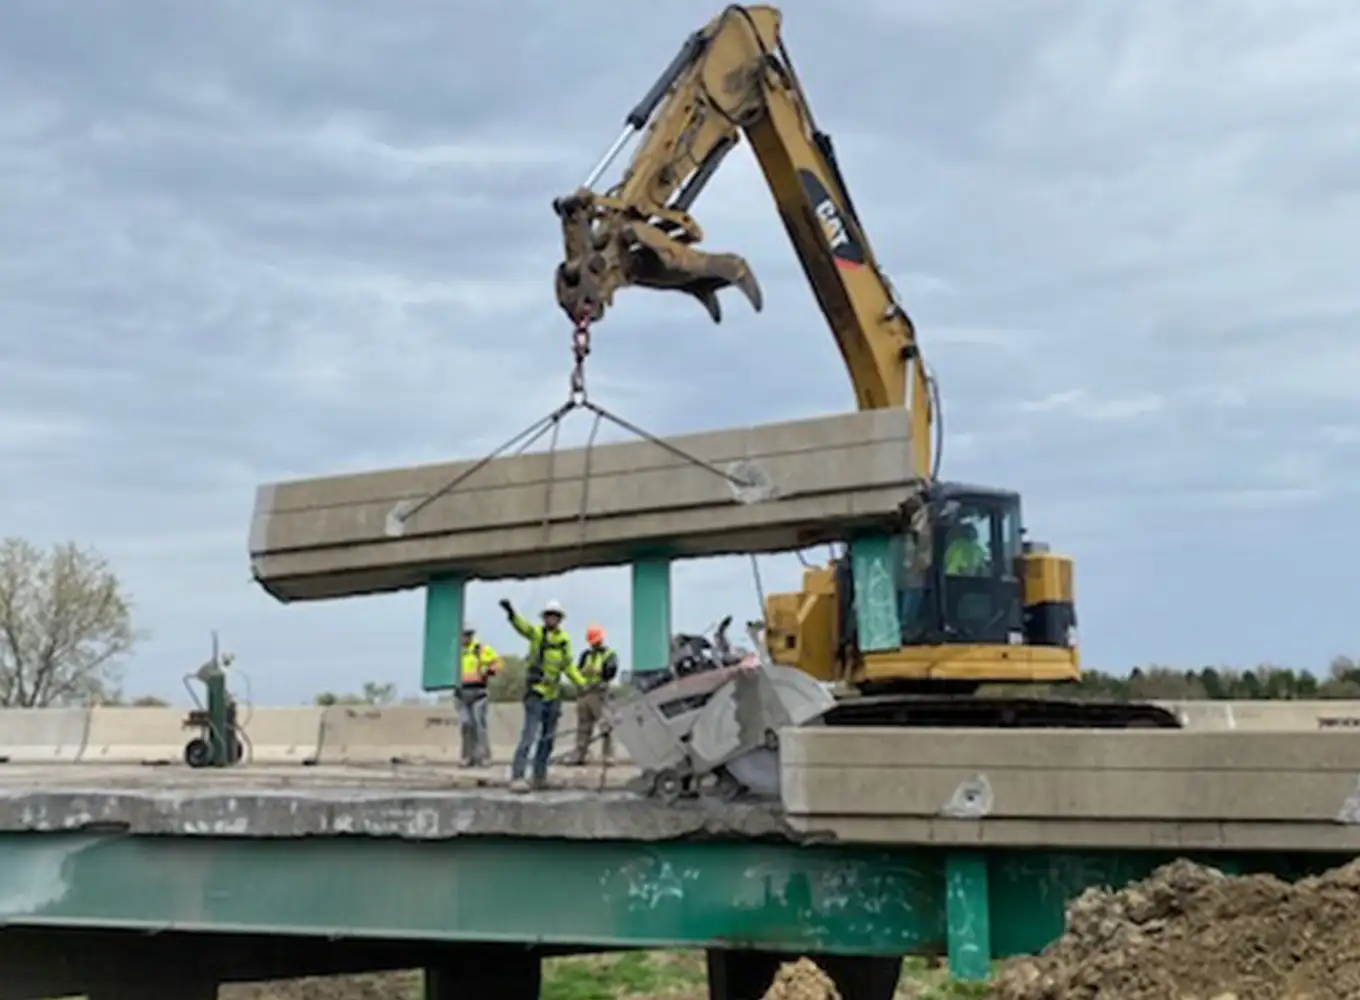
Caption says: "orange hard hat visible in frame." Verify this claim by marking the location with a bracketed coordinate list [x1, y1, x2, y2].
[586, 624, 606, 645]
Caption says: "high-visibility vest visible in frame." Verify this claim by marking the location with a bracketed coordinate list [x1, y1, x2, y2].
[510, 613, 584, 701]
[945, 539, 987, 576]
[460, 641, 499, 687]
[579, 646, 619, 684]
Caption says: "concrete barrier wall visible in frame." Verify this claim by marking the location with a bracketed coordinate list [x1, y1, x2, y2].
[83, 707, 188, 765]
[6, 698, 1360, 768]
[316, 705, 461, 765]
[240, 707, 323, 764]
[1158, 700, 1360, 731]
[0, 708, 90, 763]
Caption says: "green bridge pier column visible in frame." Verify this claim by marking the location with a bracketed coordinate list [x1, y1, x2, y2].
[426, 953, 541, 1000]
[422, 575, 466, 692]
[631, 555, 672, 675]
[945, 851, 992, 981]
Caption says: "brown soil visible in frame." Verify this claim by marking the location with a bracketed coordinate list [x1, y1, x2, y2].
[991, 858, 1360, 1000]
[761, 958, 841, 1000]
[220, 971, 420, 1000]
[218, 956, 847, 1000]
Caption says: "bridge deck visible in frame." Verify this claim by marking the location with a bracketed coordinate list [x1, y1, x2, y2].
[0, 763, 787, 842]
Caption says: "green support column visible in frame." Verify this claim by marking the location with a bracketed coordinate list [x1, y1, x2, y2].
[945, 852, 992, 982]
[631, 556, 672, 674]
[422, 575, 466, 692]
[426, 954, 540, 1000]
[850, 535, 902, 652]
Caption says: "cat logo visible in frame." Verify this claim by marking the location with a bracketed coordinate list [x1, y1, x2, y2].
[815, 198, 851, 251]
[798, 168, 865, 270]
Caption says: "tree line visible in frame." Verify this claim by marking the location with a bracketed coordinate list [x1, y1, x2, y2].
[3, 536, 1359, 708]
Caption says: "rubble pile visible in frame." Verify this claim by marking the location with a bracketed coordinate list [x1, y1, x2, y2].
[991, 858, 1360, 1000]
[762, 957, 841, 1000]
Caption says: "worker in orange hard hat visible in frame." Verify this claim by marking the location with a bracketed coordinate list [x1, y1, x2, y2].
[568, 623, 619, 766]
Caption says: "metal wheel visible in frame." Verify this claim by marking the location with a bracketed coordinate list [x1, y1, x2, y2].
[654, 768, 684, 805]
[184, 738, 212, 769]
[630, 768, 659, 797]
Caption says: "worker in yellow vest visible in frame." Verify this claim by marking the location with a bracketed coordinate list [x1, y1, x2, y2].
[568, 624, 620, 766]
[458, 625, 501, 767]
[500, 596, 586, 791]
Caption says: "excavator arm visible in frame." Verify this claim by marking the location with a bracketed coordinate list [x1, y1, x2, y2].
[553, 4, 936, 479]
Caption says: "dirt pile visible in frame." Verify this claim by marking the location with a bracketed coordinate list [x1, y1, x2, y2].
[991, 858, 1360, 1000]
[220, 971, 418, 1000]
[762, 957, 841, 1000]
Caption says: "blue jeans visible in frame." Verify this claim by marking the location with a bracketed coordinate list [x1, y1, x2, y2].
[512, 692, 561, 783]
[456, 689, 489, 765]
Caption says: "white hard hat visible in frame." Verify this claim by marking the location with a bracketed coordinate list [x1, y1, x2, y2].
[462, 622, 475, 633]
[542, 599, 565, 617]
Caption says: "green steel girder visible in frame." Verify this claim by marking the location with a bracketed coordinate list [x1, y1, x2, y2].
[0, 833, 1349, 974]
[0, 834, 944, 955]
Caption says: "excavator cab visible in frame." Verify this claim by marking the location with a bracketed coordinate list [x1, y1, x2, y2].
[893, 484, 1027, 649]
[766, 481, 1080, 690]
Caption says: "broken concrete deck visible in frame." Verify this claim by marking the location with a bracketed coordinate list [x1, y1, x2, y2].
[0, 764, 791, 841]
[249, 408, 914, 601]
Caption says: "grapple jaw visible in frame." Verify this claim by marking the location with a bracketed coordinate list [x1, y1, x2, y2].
[553, 189, 763, 327]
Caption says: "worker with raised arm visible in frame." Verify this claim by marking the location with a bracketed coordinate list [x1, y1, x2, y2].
[500, 596, 585, 791]
[457, 624, 501, 768]
[568, 624, 619, 766]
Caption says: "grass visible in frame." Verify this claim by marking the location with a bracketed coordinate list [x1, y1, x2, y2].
[213, 950, 996, 1000]
[540, 952, 992, 1000]
[543, 951, 708, 999]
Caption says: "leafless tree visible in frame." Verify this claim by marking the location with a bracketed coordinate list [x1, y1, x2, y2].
[0, 538, 142, 707]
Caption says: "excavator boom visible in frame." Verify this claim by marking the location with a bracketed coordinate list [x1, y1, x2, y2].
[549, 5, 1175, 732]
[552, 4, 935, 478]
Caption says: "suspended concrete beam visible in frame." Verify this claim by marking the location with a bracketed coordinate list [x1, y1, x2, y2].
[249, 408, 915, 602]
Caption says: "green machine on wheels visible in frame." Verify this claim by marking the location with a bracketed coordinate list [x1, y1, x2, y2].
[181, 632, 245, 768]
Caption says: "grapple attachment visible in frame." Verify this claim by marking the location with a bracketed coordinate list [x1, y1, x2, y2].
[554, 189, 763, 327]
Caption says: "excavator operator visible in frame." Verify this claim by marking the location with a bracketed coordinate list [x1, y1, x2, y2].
[944, 521, 988, 577]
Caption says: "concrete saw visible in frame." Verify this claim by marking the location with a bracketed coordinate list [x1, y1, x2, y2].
[609, 628, 835, 803]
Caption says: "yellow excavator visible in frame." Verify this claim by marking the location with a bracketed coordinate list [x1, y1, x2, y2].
[553, 4, 1178, 729]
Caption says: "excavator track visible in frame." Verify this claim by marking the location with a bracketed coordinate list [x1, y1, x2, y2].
[824, 694, 1183, 729]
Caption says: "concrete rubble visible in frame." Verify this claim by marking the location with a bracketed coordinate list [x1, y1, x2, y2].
[248, 407, 916, 601]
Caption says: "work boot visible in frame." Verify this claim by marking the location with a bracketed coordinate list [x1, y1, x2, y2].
[530, 776, 549, 792]
[509, 777, 530, 793]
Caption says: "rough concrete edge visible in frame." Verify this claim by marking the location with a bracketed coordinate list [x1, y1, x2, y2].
[0, 788, 802, 843]
[248, 484, 277, 555]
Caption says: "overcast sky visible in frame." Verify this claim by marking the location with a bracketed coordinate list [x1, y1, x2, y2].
[2, 1, 1357, 704]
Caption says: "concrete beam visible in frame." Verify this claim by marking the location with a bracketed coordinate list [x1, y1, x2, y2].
[249, 408, 914, 602]
[780, 727, 1360, 851]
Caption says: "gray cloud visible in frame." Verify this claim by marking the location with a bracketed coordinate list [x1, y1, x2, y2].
[2, 0, 1358, 702]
